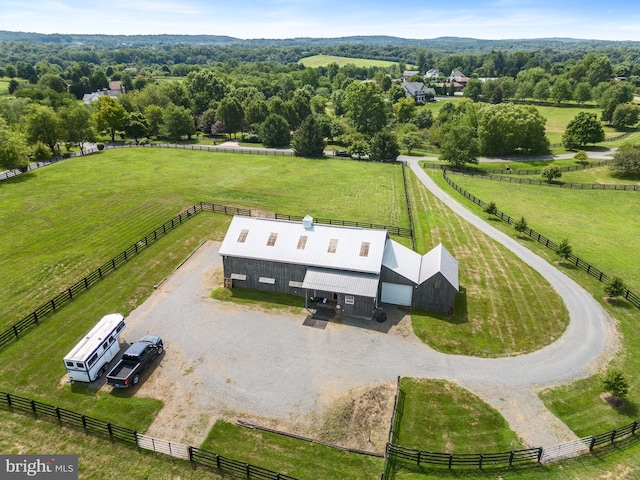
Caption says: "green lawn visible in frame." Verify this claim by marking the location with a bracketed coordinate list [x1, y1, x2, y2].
[298, 54, 406, 68]
[427, 168, 640, 437]
[441, 171, 640, 292]
[0, 149, 408, 328]
[200, 420, 383, 480]
[406, 169, 568, 357]
[0, 79, 9, 96]
[395, 378, 523, 453]
[0, 410, 227, 480]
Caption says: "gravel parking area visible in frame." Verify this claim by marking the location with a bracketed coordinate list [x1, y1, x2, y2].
[121, 232, 616, 450]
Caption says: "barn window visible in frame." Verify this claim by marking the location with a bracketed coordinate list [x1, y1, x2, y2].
[289, 280, 303, 287]
[328, 238, 338, 253]
[344, 295, 355, 305]
[297, 235, 308, 250]
[267, 232, 278, 246]
[230, 273, 247, 281]
[259, 277, 276, 284]
[237, 229, 249, 243]
[359, 242, 370, 257]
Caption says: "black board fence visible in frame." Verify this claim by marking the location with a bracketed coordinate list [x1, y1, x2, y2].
[423, 159, 611, 177]
[441, 169, 640, 310]
[448, 169, 640, 191]
[0, 391, 298, 480]
[0, 202, 411, 353]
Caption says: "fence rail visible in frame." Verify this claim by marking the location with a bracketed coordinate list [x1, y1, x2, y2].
[0, 391, 298, 480]
[441, 169, 640, 310]
[0, 200, 410, 355]
[448, 169, 639, 191]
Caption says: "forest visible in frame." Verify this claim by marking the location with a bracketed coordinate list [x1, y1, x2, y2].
[1, 32, 640, 170]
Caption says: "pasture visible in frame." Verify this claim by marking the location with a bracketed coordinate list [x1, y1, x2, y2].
[298, 54, 405, 68]
[428, 167, 640, 436]
[0, 147, 635, 479]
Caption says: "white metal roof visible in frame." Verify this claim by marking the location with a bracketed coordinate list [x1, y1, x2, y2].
[382, 239, 421, 284]
[302, 268, 380, 298]
[383, 241, 459, 291]
[419, 244, 459, 291]
[64, 313, 125, 362]
[219, 216, 389, 274]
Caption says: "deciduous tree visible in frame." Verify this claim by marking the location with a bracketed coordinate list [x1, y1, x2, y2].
[440, 122, 479, 167]
[0, 117, 30, 170]
[344, 82, 387, 136]
[562, 112, 604, 148]
[23, 104, 62, 154]
[542, 165, 562, 183]
[162, 103, 195, 140]
[609, 142, 640, 177]
[92, 95, 129, 142]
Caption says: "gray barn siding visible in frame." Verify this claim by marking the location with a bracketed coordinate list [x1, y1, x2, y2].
[413, 272, 457, 313]
[337, 293, 377, 318]
[381, 267, 456, 313]
[223, 256, 307, 296]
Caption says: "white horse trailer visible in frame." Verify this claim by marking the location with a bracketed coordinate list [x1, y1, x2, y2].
[63, 313, 126, 383]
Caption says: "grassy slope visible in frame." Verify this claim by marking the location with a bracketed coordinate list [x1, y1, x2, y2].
[443, 171, 640, 292]
[0, 149, 407, 328]
[406, 169, 567, 357]
[298, 54, 404, 68]
[396, 379, 523, 453]
[427, 168, 640, 436]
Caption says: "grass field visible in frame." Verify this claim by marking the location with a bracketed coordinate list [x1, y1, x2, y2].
[426, 167, 640, 437]
[1, 148, 639, 478]
[395, 379, 523, 453]
[298, 54, 407, 68]
[0, 79, 9, 96]
[0, 149, 408, 328]
[441, 171, 640, 292]
[406, 168, 567, 357]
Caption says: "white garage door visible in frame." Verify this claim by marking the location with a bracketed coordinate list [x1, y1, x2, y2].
[381, 283, 413, 306]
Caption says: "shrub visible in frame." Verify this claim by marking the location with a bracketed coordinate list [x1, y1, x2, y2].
[240, 133, 260, 144]
[602, 368, 629, 401]
[483, 201, 498, 216]
[604, 276, 626, 298]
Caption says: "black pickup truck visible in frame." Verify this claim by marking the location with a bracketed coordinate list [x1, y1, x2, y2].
[106, 335, 163, 388]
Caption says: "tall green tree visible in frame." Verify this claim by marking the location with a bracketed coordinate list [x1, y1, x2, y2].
[0, 117, 30, 170]
[609, 142, 640, 177]
[463, 78, 482, 102]
[369, 129, 400, 162]
[611, 104, 640, 130]
[162, 103, 195, 140]
[184, 70, 227, 115]
[440, 122, 479, 167]
[144, 105, 164, 138]
[124, 111, 149, 144]
[292, 115, 326, 158]
[343, 82, 387, 136]
[562, 112, 604, 149]
[23, 104, 62, 154]
[477, 103, 548, 156]
[550, 78, 573, 104]
[216, 97, 244, 138]
[92, 95, 129, 142]
[542, 165, 562, 183]
[58, 103, 95, 152]
[259, 114, 290, 148]
[394, 97, 416, 124]
[599, 83, 635, 123]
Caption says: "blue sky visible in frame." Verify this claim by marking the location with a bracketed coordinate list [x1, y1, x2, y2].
[1, 0, 640, 41]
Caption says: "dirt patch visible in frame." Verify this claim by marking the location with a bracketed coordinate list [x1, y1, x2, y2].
[600, 392, 624, 408]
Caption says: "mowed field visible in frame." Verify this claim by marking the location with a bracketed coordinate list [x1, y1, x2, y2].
[0, 149, 408, 327]
[0, 148, 638, 478]
[298, 54, 406, 68]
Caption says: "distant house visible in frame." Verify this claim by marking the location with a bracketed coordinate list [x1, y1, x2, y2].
[425, 68, 441, 79]
[447, 70, 466, 82]
[82, 84, 126, 104]
[401, 80, 436, 103]
[403, 70, 421, 81]
[219, 215, 459, 320]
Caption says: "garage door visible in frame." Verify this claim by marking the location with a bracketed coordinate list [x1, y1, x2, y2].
[381, 283, 413, 306]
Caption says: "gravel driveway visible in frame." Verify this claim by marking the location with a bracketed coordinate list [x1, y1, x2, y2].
[123, 201, 617, 449]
